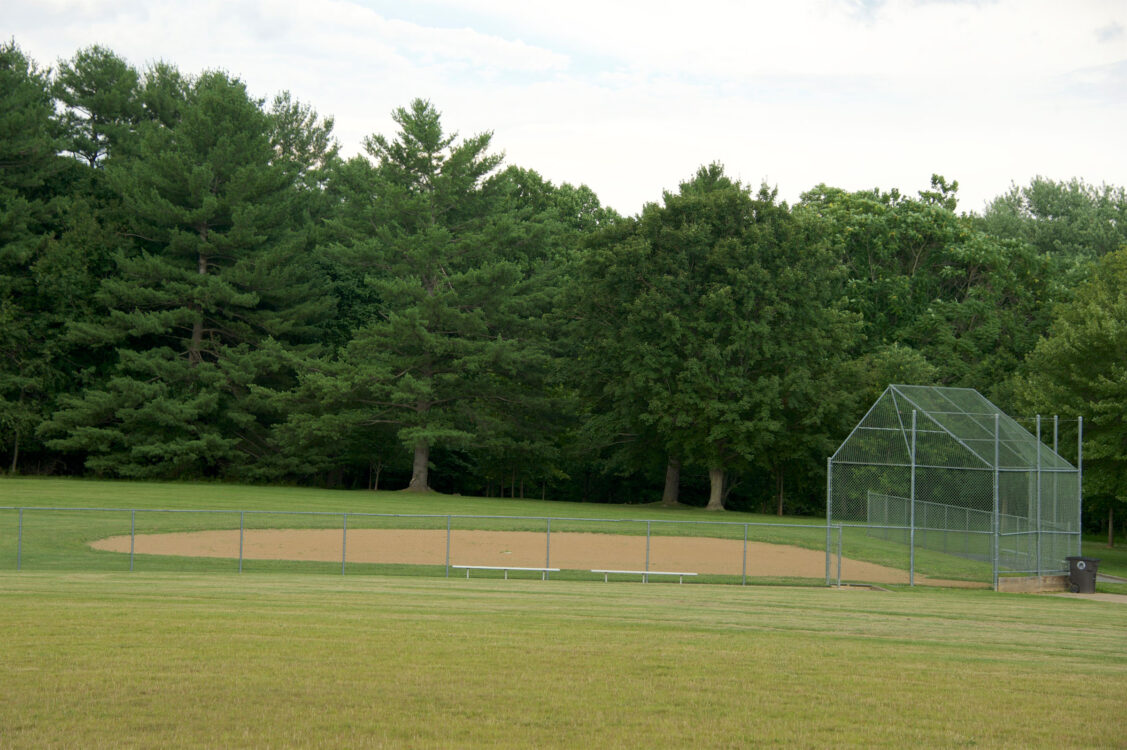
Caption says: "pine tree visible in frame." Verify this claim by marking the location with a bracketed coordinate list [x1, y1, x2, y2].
[0, 41, 73, 472]
[328, 100, 552, 492]
[42, 70, 335, 478]
[53, 45, 144, 169]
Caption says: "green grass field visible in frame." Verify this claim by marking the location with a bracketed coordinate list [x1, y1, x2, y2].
[2, 478, 1126, 747]
[1, 571, 1125, 748]
[2, 477, 1124, 586]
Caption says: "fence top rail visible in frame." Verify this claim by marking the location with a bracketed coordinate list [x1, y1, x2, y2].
[0, 506, 836, 531]
[829, 459, 1079, 473]
[836, 521, 995, 533]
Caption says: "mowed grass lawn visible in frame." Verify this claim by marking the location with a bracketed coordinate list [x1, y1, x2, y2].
[1, 571, 1125, 748]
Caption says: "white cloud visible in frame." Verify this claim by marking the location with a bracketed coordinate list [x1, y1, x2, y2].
[2, 0, 1125, 214]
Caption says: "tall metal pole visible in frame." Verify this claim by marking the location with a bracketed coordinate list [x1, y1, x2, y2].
[16, 508, 22, 571]
[910, 410, 917, 587]
[825, 457, 833, 586]
[1054, 415, 1060, 527]
[1077, 416, 1084, 557]
[130, 510, 136, 572]
[1036, 415, 1042, 577]
[993, 413, 1000, 590]
[445, 515, 451, 578]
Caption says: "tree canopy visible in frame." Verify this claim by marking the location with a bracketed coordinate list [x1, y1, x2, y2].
[2, 39, 1124, 538]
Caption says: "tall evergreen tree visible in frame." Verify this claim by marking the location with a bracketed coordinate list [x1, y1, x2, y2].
[41, 70, 335, 478]
[462, 167, 616, 497]
[0, 41, 74, 472]
[326, 99, 555, 492]
[53, 45, 144, 169]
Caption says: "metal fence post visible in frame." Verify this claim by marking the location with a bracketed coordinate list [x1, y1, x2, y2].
[742, 524, 748, 586]
[130, 510, 136, 572]
[825, 457, 832, 586]
[1053, 415, 1060, 527]
[910, 410, 917, 587]
[645, 520, 651, 573]
[837, 525, 843, 587]
[993, 413, 1000, 591]
[239, 511, 244, 573]
[17, 507, 23, 571]
[341, 513, 348, 576]
[1077, 416, 1083, 558]
[544, 518, 551, 579]
[445, 515, 451, 578]
[943, 505, 949, 553]
[1036, 415, 1042, 577]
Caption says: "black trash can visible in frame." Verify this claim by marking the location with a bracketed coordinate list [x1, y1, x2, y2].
[1065, 556, 1100, 594]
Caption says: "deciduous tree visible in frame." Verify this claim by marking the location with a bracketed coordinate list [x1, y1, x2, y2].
[1013, 249, 1127, 546]
[574, 165, 858, 510]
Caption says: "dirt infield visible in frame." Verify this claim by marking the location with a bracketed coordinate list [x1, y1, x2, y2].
[88, 528, 980, 585]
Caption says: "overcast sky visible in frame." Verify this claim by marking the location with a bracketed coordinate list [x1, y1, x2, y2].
[4, 0, 1126, 215]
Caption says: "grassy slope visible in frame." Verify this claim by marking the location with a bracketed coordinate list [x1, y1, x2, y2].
[0, 571, 1124, 748]
[0, 475, 815, 520]
[1082, 534, 1127, 577]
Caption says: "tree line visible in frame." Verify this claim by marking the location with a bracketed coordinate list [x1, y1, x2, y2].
[2, 41, 1125, 538]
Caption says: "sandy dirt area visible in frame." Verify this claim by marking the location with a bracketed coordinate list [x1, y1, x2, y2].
[88, 528, 979, 585]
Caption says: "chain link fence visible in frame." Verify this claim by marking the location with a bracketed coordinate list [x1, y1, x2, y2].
[828, 385, 1082, 589]
[0, 506, 841, 586]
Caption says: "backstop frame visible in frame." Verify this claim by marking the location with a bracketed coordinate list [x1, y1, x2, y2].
[826, 385, 1082, 590]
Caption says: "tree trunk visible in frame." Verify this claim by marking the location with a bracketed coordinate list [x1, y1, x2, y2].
[706, 467, 725, 511]
[407, 439, 430, 492]
[9, 427, 19, 474]
[188, 252, 208, 366]
[661, 457, 681, 507]
[776, 469, 785, 517]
